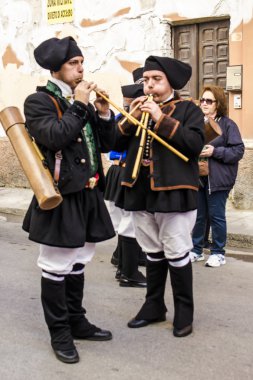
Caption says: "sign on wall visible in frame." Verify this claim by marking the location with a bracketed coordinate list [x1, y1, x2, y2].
[47, 0, 74, 24]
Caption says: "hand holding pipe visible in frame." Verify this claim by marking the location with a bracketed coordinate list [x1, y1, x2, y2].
[94, 90, 189, 162]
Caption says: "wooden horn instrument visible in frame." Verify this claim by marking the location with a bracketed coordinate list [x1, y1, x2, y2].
[94, 90, 189, 162]
[0, 106, 63, 210]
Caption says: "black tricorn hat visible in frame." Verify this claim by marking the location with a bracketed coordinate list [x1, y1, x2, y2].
[121, 66, 144, 98]
[34, 36, 83, 72]
[143, 55, 192, 90]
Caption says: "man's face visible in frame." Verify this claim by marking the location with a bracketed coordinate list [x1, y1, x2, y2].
[53, 56, 84, 90]
[143, 70, 172, 103]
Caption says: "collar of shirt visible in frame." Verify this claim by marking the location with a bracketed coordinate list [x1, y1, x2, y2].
[159, 90, 175, 106]
[49, 77, 75, 104]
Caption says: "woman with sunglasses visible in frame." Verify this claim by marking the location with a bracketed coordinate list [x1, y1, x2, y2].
[190, 85, 244, 267]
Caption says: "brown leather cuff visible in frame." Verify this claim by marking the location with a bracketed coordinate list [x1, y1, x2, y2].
[154, 115, 180, 139]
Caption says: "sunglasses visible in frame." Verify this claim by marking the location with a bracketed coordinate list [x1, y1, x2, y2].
[200, 98, 216, 105]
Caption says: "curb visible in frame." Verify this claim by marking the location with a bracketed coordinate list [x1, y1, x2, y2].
[227, 232, 253, 250]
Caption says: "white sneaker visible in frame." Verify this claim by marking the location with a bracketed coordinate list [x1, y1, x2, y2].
[189, 251, 205, 262]
[205, 254, 226, 267]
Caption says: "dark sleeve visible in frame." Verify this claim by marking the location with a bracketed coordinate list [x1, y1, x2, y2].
[154, 101, 205, 158]
[95, 110, 117, 153]
[212, 118, 245, 164]
[24, 92, 91, 152]
[110, 116, 136, 152]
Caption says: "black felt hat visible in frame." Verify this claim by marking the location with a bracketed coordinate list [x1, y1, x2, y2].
[34, 36, 83, 72]
[121, 66, 144, 98]
[132, 67, 144, 83]
[143, 55, 192, 90]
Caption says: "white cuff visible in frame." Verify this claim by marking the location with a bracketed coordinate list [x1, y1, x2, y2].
[98, 110, 111, 120]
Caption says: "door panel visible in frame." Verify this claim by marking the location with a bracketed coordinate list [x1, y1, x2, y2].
[173, 19, 229, 100]
[173, 25, 197, 98]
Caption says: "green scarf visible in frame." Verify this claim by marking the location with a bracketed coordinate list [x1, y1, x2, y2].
[46, 80, 98, 176]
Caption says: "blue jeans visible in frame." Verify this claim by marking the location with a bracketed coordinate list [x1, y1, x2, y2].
[192, 183, 229, 256]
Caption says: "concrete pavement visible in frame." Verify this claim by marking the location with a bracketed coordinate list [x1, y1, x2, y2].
[0, 186, 253, 379]
[0, 214, 253, 380]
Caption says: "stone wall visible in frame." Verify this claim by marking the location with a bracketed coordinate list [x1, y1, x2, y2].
[0, 137, 29, 188]
[0, 136, 112, 189]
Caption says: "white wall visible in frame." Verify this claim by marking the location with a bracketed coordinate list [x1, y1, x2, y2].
[0, 0, 252, 136]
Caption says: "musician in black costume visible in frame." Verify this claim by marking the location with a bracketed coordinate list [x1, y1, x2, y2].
[104, 68, 147, 288]
[22, 36, 116, 363]
[114, 56, 205, 337]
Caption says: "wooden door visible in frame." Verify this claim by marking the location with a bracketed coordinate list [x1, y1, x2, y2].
[173, 18, 230, 99]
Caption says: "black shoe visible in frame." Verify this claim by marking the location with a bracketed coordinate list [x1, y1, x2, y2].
[173, 324, 192, 337]
[127, 315, 166, 328]
[119, 272, 147, 288]
[80, 329, 113, 341]
[54, 348, 79, 364]
[119, 274, 147, 288]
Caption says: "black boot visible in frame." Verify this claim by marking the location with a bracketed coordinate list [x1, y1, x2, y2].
[110, 241, 119, 266]
[41, 277, 79, 364]
[115, 235, 123, 280]
[118, 235, 147, 288]
[138, 249, 147, 267]
[168, 260, 194, 337]
[128, 257, 168, 327]
[65, 265, 112, 341]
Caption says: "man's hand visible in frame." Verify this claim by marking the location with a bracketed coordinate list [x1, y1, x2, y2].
[74, 80, 97, 105]
[139, 98, 162, 123]
[94, 89, 110, 117]
[129, 96, 147, 121]
[200, 144, 214, 157]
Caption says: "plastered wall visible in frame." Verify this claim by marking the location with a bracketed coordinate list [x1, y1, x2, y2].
[1, 0, 252, 120]
[1, 0, 253, 207]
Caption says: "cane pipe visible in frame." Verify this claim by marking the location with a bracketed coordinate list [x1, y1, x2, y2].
[136, 111, 146, 137]
[0, 106, 63, 210]
[132, 112, 150, 179]
[94, 90, 189, 162]
[118, 100, 143, 128]
[95, 90, 139, 126]
[135, 94, 153, 137]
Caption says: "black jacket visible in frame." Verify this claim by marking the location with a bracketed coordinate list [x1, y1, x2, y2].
[24, 87, 116, 194]
[115, 98, 205, 191]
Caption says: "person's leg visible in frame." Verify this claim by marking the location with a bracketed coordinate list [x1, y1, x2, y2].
[205, 190, 229, 267]
[128, 211, 167, 327]
[117, 210, 146, 287]
[128, 254, 168, 327]
[118, 235, 147, 287]
[191, 187, 208, 261]
[104, 201, 122, 266]
[157, 211, 196, 337]
[168, 259, 194, 337]
[203, 217, 212, 248]
[39, 243, 111, 364]
[39, 245, 79, 364]
[41, 275, 79, 363]
[66, 243, 112, 340]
